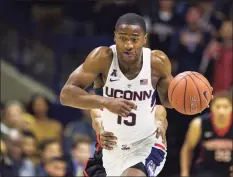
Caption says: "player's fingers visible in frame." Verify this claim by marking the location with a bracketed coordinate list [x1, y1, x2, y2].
[101, 131, 114, 137]
[120, 107, 130, 116]
[104, 141, 117, 147]
[102, 144, 113, 150]
[103, 136, 117, 142]
[117, 110, 127, 117]
[100, 134, 117, 141]
[101, 140, 116, 150]
[122, 105, 132, 113]
[124, 100, 137, 110]
[101, 139, 116, 145]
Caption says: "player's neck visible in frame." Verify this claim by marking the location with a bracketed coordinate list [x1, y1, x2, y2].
[212, 115, 232, 129]
[118, 54, 143, 74]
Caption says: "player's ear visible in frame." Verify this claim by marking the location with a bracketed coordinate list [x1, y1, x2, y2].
[114, 31, 117, 42]
[144, 33, 148, 45]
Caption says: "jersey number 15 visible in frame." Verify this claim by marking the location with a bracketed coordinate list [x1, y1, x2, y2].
[117, 113, 136, 126]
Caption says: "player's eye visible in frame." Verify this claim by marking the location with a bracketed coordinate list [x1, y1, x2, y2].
[132, 38, 138, 43]
[120, 37, 127, 41]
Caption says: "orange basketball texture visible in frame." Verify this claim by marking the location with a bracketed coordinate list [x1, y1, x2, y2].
[168, 71, 212, 115]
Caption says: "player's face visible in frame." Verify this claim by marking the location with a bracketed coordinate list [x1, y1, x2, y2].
[211, 98, 232, 119]
[114, 24, 147, 64]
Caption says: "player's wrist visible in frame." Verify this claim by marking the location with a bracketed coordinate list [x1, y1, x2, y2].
[100, 96, 111, 109]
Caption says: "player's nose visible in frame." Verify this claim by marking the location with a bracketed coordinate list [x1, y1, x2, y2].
[125, 41, 133, 50]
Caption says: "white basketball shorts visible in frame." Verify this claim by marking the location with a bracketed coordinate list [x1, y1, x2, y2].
[102, 133, 167, 176]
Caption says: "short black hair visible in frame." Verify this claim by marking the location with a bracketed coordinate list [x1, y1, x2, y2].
[115, 13, 147, 33]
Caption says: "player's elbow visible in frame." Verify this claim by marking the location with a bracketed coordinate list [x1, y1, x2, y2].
[60, 85, 71, 106]
[154, 105, 167, 118]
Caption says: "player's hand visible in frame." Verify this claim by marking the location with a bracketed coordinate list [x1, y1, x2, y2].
[103, 97, 137, 117]
[100, 130, 117, 150]
[207, 87, 214, 108]
[155, 121, 167, 147]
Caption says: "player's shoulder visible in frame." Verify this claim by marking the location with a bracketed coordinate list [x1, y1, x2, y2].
[83, 46, 113, 71]
[89, 46, 113, 61]
[150, 50, 171, 76]
[189, 117, 202, 129]
[150, 50, 171, 68]
[151, 50, 170, 63]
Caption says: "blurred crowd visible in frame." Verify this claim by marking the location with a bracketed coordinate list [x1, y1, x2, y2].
[1, 0, 232, 177]
[0, 94, 95, 177]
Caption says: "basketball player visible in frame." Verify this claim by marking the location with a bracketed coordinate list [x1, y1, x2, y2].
[180, 91, 233, 177]
[83, 104, 168, 177]
[60, 13, 172, 176]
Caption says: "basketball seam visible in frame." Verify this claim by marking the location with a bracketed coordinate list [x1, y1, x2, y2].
[184, 78, 187, 114]
[188, 75, 202, 112]
[170, 74, 194, 102]
[191, 72, 211, 91]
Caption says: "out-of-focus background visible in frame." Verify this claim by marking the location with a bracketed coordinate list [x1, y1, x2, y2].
[0, 0, 232, 176]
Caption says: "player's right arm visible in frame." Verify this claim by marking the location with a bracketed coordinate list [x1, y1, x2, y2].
[60, 47, 136, 116]
[180, 117, 202, 177]
[60, 47, 110, 109]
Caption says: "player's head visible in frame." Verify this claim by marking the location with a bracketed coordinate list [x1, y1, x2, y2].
[114, 13, 147, 64]
[210, 91, 232, 119]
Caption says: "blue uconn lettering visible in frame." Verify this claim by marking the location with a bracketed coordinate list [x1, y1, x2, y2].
[105, 87, 152, 101]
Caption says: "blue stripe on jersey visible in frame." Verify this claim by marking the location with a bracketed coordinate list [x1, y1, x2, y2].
[94, 88, 103, 96]
[150, 91, 157, 107]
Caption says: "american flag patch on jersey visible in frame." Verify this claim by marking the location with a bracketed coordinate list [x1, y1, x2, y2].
[140, 79, 148, 85]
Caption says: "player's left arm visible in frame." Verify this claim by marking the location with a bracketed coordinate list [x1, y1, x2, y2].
[90, 81, 117, 150]
[90, 109, 117, 150]
[154, 105, 168, 131]
[90, 109, 103, 134]
[151, 50, 173, 108]
[154, 105, 168, 146]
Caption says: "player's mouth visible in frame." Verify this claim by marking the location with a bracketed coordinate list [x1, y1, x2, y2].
[123, 51, 136, 60]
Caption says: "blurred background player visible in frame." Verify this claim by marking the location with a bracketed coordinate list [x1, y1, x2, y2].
[180, 91, 233, 177]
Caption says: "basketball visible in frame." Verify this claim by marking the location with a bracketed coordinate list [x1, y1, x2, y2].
[168, 71, 212, 115]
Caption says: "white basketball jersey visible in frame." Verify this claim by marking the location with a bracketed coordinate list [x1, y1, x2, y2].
[101, 45, 157, 145]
